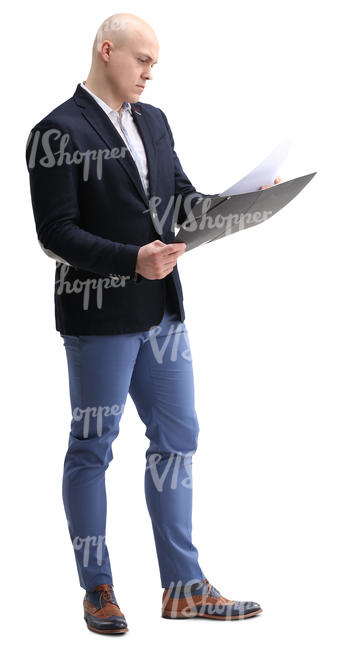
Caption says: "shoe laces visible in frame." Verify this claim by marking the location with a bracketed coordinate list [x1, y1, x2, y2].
[201, 578, 221, 598]
[96, 583, 114, 607]
[200, 578, 236, 605]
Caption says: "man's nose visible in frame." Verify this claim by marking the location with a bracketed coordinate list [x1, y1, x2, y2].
[143, 68, 153, 81]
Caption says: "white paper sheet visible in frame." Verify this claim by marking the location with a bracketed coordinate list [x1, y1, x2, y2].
[220, 139, 293, 196]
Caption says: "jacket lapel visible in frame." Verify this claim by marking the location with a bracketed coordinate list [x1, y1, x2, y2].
[73, 84, 158, 212]
[131, 104, 158, 206]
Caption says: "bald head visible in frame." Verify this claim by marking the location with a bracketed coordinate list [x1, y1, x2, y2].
[92, 13, 159, 60]
[84, 13, 159, 112]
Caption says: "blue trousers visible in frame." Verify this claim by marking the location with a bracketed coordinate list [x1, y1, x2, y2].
[60, 302, 206, 590]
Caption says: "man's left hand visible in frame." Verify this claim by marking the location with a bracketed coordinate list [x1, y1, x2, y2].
[259, 175, 283, 190]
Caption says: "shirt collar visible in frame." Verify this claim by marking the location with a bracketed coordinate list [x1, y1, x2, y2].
[80, 82, 132, 116]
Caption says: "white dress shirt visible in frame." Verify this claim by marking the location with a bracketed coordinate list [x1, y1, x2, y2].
[80, 81, 150, 198]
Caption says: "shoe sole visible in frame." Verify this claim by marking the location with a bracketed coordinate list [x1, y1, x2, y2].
[84, 616, 128, 634]
[162, 607, 263, 620]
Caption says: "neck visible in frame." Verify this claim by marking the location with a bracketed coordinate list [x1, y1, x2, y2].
[83, 75, 124, 114]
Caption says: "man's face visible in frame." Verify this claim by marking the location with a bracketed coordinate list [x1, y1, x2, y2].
[106, 28, 159, 103]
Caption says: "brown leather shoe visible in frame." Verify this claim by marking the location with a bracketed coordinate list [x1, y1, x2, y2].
[162, 578, 262, 620]
[83, 583, 128, 634]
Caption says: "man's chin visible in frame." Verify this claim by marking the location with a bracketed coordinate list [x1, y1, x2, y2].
[127, 90, 143, 103]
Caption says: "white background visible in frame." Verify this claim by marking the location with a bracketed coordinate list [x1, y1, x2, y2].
[2, 0, 343, 648]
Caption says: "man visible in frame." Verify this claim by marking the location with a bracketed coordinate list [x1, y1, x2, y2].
[26, 12, 279, 635]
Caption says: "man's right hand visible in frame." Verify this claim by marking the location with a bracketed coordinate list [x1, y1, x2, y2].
[135, 240, 187, 280]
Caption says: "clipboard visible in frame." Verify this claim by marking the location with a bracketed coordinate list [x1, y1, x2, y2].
[174, 172, 317, 252]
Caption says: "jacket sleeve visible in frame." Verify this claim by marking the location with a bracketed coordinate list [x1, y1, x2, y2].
[158, 108, 219, 227]
[25, 119, 141, 280]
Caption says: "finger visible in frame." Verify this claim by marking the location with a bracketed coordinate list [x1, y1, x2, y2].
[160, 254, 179, 267]
[152, 239, 167, 247]
[165, 243, 186, 253]
[163, 264, 176, 273]
[160, 264, 175, 277]
[163, 246, 186, 259]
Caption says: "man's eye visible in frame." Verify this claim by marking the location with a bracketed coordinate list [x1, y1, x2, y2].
[138, 58, 155, 68]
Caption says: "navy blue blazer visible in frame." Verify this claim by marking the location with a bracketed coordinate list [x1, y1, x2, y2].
[26, 83, 210, 335]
